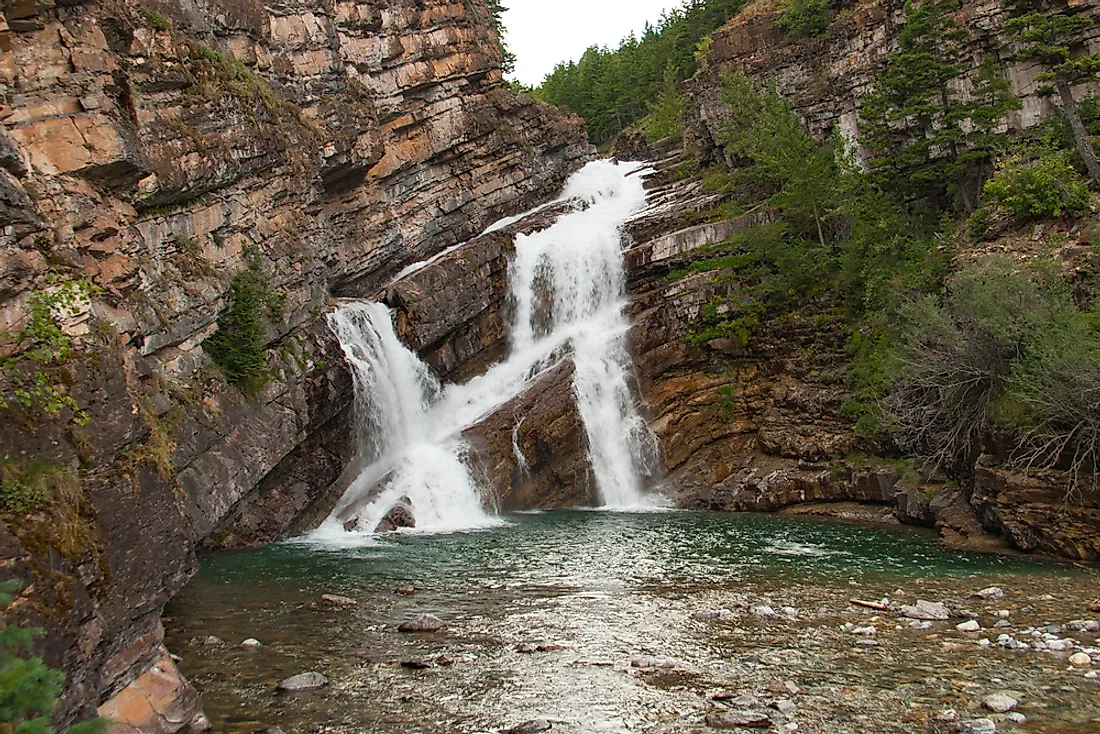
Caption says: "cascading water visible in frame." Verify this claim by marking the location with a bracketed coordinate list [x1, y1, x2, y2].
[316, 160, 659, 538]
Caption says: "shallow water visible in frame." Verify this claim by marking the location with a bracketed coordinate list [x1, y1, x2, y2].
[163, 512, 1100, 733]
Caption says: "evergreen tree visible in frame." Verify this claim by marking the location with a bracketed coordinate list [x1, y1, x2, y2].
[1003, 1, 1100, 180]
[486, 0, 516, 76]
[0, 580, 105, 734]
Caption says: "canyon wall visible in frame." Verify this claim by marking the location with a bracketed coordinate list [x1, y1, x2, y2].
[0, 0, 591, 727]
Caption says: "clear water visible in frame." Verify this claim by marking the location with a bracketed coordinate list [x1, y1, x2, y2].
[164, 512, 1100, 733]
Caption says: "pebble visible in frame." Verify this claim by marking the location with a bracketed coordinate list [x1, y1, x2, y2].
[767, 680, 800, 696]
[1004, 713, 1026, 725]
[981, 693, 1017, 713]
[1047, 639, 1071, 652]
[1039, 624, 1061, 635]
[1039, 594, 1055, 601]
[994, 620, 1012, 628]
[1068, 652, 1092, 666]
[705, 710, 771, 728]
[935, 709, 957, 722]
[277, 672, 328, 691]
[977, 638, 990, 648]
[900, 600, 950, 621]
[956, 719, 996, 734]
[189, 636, 223, 647]
[502, 720, 552, 734]
[693, 609, 732, 621]
[400, 658, 432, 669]
[851, 625, 877, 635]
[717, 693, 760, 708]
[957, 620, 981, 632]
[772, 700, 797, 715]
[397, 614, 445, 633]
[909, 620, 933, 630]
[393, 585, 417, 596]
[855, 639, 879, 647]
[750, 605, 779, 618]
[241, 638, 262, 648]
[1066, 620, 1099, 633]
[996, 610, 1011, 619]
[974, 587, 1004, 599]
[1090, 599, 1100, 613]
[1085, 671, 1097, 679]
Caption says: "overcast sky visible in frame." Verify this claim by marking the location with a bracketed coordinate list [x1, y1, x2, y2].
[502, 0, 677, 87]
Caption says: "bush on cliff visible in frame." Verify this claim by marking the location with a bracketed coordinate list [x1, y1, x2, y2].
[0, 580, 105, 733]
[983, 147, 1092, 222]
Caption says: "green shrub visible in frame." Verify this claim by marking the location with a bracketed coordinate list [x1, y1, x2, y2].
[983, 149, 1092, 221]
[145, 9, 171, 31]
[778, 0, 834, 37]
[0, 580, 106, 734]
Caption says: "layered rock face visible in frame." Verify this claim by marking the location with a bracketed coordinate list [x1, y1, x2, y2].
[685, 0, 1100, 162]
[0, 0, 591, 726]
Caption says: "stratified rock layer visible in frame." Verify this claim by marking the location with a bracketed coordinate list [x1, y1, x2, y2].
[0, 0, 592, 726]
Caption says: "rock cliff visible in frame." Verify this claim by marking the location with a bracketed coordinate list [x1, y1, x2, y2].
[0, 0, 591, 727]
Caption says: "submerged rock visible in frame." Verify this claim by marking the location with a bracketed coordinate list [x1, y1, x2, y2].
[189, 636, 224, 647]
[400, 659, 432, 669]
[502, 720, 552, 734]
[314, 594, 359, 610]
[277, 672, 329, 691]
[705, 710, 771, 728]
[398, 614, 446, 633]
[956, 719, 996, 734]
[973, 587, 1004, 599]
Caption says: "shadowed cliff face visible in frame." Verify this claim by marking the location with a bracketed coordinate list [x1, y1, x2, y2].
[0, 0, 592, 726]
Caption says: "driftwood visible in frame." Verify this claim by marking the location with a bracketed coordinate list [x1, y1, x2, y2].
[849, 598, 890, 611]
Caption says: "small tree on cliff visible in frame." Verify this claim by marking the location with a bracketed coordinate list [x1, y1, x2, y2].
[0, 580, 105, 733]
[486, 0, 516, 76]
[1003, 1, 1100, 180]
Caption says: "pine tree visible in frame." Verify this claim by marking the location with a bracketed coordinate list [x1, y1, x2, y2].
[1004, 1, 1100, 180]
[0, 580, 105, 734]
[485, 0, 516, 76]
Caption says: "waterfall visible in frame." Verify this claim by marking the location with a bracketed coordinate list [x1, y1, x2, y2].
[317, 160, 657, 538]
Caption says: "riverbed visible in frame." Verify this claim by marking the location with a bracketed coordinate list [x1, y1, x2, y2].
[163, 511, 1100, 733]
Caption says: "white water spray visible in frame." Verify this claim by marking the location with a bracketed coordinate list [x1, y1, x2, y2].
[317, 160, 658, 538]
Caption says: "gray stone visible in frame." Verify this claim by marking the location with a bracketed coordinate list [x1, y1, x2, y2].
[981, 693, 1017, 713]
[1004, 713, 1026, 725]
[956, 720, 996, 734]
[240, 638, 262, 647]
[957, 620, 981, 632]
[900, 600, 950, 620]
[750, 605, 779, 618]
[277, 672, 329, 691]
[398, 614, 445, 633]
[502, 720, 552, 734]
[315, 594, 359, 610]
[631, 657, 677, 669]
[974, 587, 1004, 599]
[705, 710, 772, 728]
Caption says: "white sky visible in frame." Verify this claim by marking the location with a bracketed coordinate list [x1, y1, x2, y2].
[502, 0, 678, 87]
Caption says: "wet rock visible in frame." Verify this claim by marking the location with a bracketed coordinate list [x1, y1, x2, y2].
[394, 585, 417, 596]
[957, 620, 981, 632]
[766, 680, 801, 696]
[981, 693, 1017, 713]
[631, 657, 677, 669]
[277, 672, 328, 691]
[956, 719, 996, 734]
[901, 600, 950, 620]
[705, 710, 771, 728]
[772, 700, 797, 714]
[1004, 713, 1026, 725]
[502, 720, 552, 734]
[374, 498, 415, 533]
[400, 659, 432, 669]
[314, 594, 359, 610]
[996, 610, 1011, 619]
[241, 638, 262, 648]
[398, 614, 446, 633]
[909, 620, 933, 630]
[1038, 624, 1061, 635]
[1069, 652, 1092, 666]
[1090, 599, 1100, 613]
[716, 693, 759, 708]
[694, 609, 733, 621]
[750, 604, 779, 618]
[189, 636, 223, 647]
[855, 639, 879, 647]
[186, 713, 212, 733]
[936, 709, 958, 723]
[537, 644, 565, 652]
[974, 587, 1004, 600]
[994, 620, 1012, 628]
[851, 625, 877, 635]
[516, 643, 539, 654]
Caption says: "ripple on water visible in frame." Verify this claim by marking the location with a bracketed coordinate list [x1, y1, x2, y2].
[164, 511, 1099, 734]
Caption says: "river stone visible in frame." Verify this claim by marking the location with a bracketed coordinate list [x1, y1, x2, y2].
[957, 620, 981, 632]
[1090, 599, 1100, 613]
[715, 692, 759, 708]
[315, 594, 359, 610]
[956, 719, 996, 734]
[398, 614, 445, 632]
[277, 672, 329, 691]
[705, 710, 771, 728]
[750, 604, 779, 618]
[502, 720, 552, 734]
[241, 638, 262, 647]
[974, 587, 1004, 599]
[982, 693, 1017, 712]
[1004, 713, 1026, 725]
[901, 600, 950, 620]
[1069, 652, 1092, 666]
[631, 657, 677, 669]
[189, 635, 224, 647]
[400, 658, 432, 669]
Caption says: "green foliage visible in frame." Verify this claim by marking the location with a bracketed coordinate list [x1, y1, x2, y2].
[0, 581, 106, 734]
[486, 0, 516, 75]
[983, 147, 1092, 221]
[145, 9, 171, 31]
[859, 1, 1019, 210]
[1, 274, 96, 425]
[884, 256, 1100, 486]
[641, 67, 688, 143]
[778, 0, 834, 37]
[536, 0, 746, 145]
[205, 254, 284, 392]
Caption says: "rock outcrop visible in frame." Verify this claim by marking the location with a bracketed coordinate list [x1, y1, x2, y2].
[0, 0, 591, 726]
